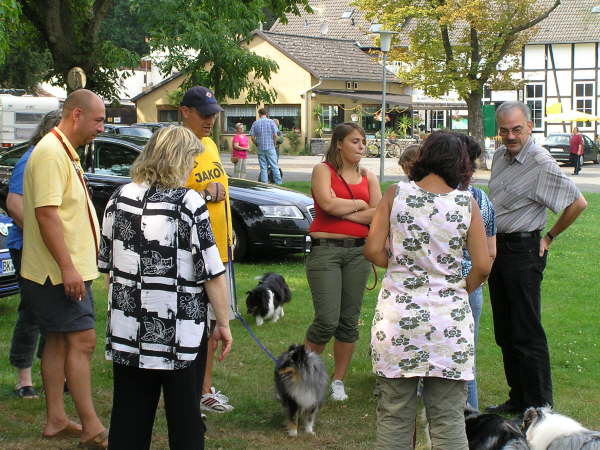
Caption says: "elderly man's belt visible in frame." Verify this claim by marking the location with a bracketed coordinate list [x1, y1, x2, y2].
[311, 238, 365, 248]
[496, 230, 541, 241]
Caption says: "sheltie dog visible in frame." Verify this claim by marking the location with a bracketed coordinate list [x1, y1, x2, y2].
[465, 407, 529, 449]
[522, 406, 600, 450]
[274, 344, 328, 436]
[246, 272, 291, 326]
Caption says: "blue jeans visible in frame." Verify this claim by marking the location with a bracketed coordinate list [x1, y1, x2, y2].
[258, 147, 282, 184]
[467, 285, 483, 409]
[8, 248, 42, 369]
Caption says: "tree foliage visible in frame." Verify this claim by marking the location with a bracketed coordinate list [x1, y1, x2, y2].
[16, 0, 139, 100]
[0, 0, 21, 65]
[132, 0, 312, 104]
[0, 20, 52, 92]
[354, 0, 560, 144]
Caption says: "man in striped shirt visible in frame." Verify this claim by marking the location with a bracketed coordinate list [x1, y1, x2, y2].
[486, 101, 587, 417]
[249, 108, 281, 184]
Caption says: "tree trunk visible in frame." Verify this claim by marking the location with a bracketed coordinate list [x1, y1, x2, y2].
[466, 90, 488, 170]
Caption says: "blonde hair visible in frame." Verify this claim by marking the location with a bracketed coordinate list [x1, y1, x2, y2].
[130, 126, 203, 188]
[235, 122, 244, 132]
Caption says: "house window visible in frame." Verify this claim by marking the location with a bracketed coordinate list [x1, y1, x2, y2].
[430, 110, 445, 130]
[223, 105, 256, 133]
[483, 85, 492, 99]
[575, 82, 594, 128]
[362, 105, 380, 133]
[158, 109, 179, 122]
[266, 104, 301, 132]
[525, 83, 544, 129]
[321, 104, 344, 132]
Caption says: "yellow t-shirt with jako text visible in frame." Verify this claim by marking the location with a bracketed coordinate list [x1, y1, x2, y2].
[185, 136, 233, 263]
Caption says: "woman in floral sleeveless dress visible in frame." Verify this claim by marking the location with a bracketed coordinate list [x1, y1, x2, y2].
[365, 132, 491, 449]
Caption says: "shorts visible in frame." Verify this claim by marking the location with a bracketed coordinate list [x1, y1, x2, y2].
[20, 278, 95, 333]
[208, 264, 235, 322]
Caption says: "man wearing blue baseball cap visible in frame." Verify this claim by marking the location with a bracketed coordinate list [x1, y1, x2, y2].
[181, 86, 236, 414]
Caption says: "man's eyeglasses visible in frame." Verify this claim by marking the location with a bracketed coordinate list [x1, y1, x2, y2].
[498, 126, 525, 136]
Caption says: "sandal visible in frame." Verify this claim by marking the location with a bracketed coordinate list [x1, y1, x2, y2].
[42, 420, 82, 439]
[14, 385, 39, 399]
[78, 429, 108, 449]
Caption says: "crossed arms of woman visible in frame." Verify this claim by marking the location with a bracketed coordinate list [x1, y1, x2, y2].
[311, 164, 382, 225]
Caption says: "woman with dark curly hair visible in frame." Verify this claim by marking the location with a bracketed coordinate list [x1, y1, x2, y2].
[364, 131, 491, 449]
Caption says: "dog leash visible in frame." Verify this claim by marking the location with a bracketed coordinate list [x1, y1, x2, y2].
[224, 196, 279, 365]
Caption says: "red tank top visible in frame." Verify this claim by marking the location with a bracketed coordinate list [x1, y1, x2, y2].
[309, 163, 370, 237]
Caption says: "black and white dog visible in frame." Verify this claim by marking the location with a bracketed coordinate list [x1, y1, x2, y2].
[465, 407, 530, 449]
[522, 406, 600, 450]
[246, 272, 291, 326]
[274, 344, 328, 436]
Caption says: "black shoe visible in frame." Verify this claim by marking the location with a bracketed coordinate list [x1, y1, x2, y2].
[485, 400, 522, 416]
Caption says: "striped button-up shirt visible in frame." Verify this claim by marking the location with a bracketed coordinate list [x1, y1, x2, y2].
[249, 117, 278, 151]
[489, 138, 580, 233]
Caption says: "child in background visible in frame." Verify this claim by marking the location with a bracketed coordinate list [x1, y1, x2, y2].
[231, 123, 249, 179]
[398, 144, 420, 179]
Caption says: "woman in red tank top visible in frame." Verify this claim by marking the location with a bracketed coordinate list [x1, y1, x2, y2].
[305, 123, 382, 402]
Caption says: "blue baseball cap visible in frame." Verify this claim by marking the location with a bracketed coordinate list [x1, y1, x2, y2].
[180, 86, 224, 115]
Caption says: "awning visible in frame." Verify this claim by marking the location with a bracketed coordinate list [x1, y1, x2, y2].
[412, 101, 467, 110]
[314, 90, 412, 107]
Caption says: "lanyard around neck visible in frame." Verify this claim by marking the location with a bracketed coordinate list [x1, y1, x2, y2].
[50, 128, 99, 259]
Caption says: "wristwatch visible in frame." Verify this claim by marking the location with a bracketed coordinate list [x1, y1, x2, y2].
[203, 190, 213, 202]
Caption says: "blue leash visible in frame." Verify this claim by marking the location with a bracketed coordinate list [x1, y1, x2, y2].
[224, 197, 278, 365]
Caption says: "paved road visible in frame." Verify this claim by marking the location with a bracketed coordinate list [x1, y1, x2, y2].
[223, 154, 600, 193]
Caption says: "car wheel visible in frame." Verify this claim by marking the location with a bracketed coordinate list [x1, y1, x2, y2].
[232, 217, 248, 261]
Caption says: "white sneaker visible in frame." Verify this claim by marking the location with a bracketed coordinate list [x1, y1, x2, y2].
[200, 387, 234, 413]
[330, 380, 348, 401]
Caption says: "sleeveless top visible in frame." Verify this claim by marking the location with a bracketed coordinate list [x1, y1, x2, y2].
[371, 181, 474, 381]
[309, 163, 370, 238]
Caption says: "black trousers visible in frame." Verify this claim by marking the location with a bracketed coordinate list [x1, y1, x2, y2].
[570, 153, 582, 174]
[488, 236, 553, 409]
[108, 335, 208, 450]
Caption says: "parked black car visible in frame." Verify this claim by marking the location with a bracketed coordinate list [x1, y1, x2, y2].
[0, 214, 18, 298]
[102, 125, 154, 139]
[0, 136, 315, 260]
[542, 133, 600, 164]
[132, 122, 178, 133]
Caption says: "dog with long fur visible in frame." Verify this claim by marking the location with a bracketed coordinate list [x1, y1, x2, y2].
[522, 406, 600, 450]
[246, 272, 291, 326]
[465, 406, 529, 449]
[274, 344, 328, 437]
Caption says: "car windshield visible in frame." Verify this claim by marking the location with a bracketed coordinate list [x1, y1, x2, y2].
[545, 135, 569, 146]
[119, 127, 153, 138]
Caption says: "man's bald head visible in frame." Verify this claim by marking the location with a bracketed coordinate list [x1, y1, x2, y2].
[59, 89, 105, 147]
[63, 89, 103, 114]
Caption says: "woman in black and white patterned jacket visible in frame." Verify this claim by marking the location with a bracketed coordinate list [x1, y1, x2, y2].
[98, 126, 233, 450]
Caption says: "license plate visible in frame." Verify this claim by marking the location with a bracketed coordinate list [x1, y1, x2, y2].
[1, 258, 15, 275]
[549, 147, 564, 153]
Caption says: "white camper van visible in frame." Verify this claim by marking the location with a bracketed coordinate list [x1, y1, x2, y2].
[0, 95, 60, 148]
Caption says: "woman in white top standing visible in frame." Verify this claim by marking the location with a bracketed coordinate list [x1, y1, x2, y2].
[365, 131, 490, 449]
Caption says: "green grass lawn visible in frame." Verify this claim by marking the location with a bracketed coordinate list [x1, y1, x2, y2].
[0, 185, 598, 449]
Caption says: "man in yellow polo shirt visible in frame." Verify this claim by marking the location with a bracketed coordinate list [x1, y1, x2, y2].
[21, 89, 108, 447]
[181, 86, 235, 413]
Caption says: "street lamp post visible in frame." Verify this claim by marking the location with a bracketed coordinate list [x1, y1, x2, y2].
[370, 26, 396, 182]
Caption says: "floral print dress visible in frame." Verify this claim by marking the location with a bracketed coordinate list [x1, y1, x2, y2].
[371, 181, 474, 381]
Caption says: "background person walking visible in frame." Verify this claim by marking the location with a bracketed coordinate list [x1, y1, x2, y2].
[249, 108, 281, 184]
[569, 126, 584, 175]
